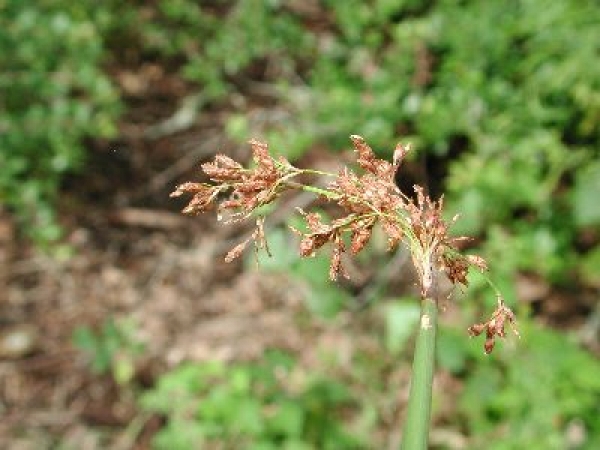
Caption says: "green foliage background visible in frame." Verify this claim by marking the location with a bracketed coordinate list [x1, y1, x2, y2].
[0, 0, 120, 244]
[3, 0, 600, 448]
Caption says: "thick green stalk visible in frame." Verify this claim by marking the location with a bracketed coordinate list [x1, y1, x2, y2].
[400, 296, 438, 450]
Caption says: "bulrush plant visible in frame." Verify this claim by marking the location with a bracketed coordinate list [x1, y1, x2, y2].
[171, 135, 519, 449]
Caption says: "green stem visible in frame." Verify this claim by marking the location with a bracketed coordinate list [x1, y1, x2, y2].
[299, 184, 340, 199]
[400, 296, 438, 450]
[284, 180, 340, 200]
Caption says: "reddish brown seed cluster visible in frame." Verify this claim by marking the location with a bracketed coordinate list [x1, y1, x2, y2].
[330, 136, 407, 250]
[290, 210, 376, 280]
[170, 140, 297, 258]
[169, 181, 223, 214]
[468, 296, 520, 354]
[170, 139, 296, 220]
[171, 135, 518, 353]
[289, 136, 410, 280]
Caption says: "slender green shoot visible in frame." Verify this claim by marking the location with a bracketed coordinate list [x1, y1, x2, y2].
[401, 296, 438, 450]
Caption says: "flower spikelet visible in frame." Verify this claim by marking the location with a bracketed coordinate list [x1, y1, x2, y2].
[290, 210, 352, 280]
[174, 139, 296, 225]
[350, 217, 376, 254]
[170, 182, 223, 214]
[202, 154, 244, 183]
[468, 296, 519, 354]
[350, 134, 398, 183]
[224, 217, 271, 263]
[294, 211, 335, 257]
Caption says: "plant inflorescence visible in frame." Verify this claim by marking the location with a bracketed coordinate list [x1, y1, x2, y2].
[171, 135, 518, 353]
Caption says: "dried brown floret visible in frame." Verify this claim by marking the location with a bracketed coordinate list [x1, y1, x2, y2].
[393, 142, 411, 167]
[170, 183, 222, 214]
[224, 217, 270, 263]
[468, 297, 519, 354]
[225, 238, 251, 263]
[350, 217, 376, 254]
[380, 218, 404, 250]
[202, 154, 245, 182]
[350, 134, 397, 182]
[329, 233, 348, 281]
[466, 254, 488, 272]
[249, 138, 275, 174]
[441, 253, 470, 287]
[293, 211, 336, 257]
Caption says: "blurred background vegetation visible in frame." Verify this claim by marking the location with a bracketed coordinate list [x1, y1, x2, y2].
[1, 0, 599, 449]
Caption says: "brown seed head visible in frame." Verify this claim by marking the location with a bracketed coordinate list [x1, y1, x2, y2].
[468, 297, 519, 354]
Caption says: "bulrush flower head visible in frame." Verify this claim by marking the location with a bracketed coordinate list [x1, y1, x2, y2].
[171, 135, 517, 354]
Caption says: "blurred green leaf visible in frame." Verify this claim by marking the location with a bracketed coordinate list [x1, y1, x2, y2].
[384, 299, 420, 355]
[140, 354, 365, 448]
[253, 227, 351, 319]
[72, 318, 144, 379]
[574, 162, 600, 227]
[436, 327, 469, 374]
[0, 1, 120, 245]
[579, 246, 600, 287]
